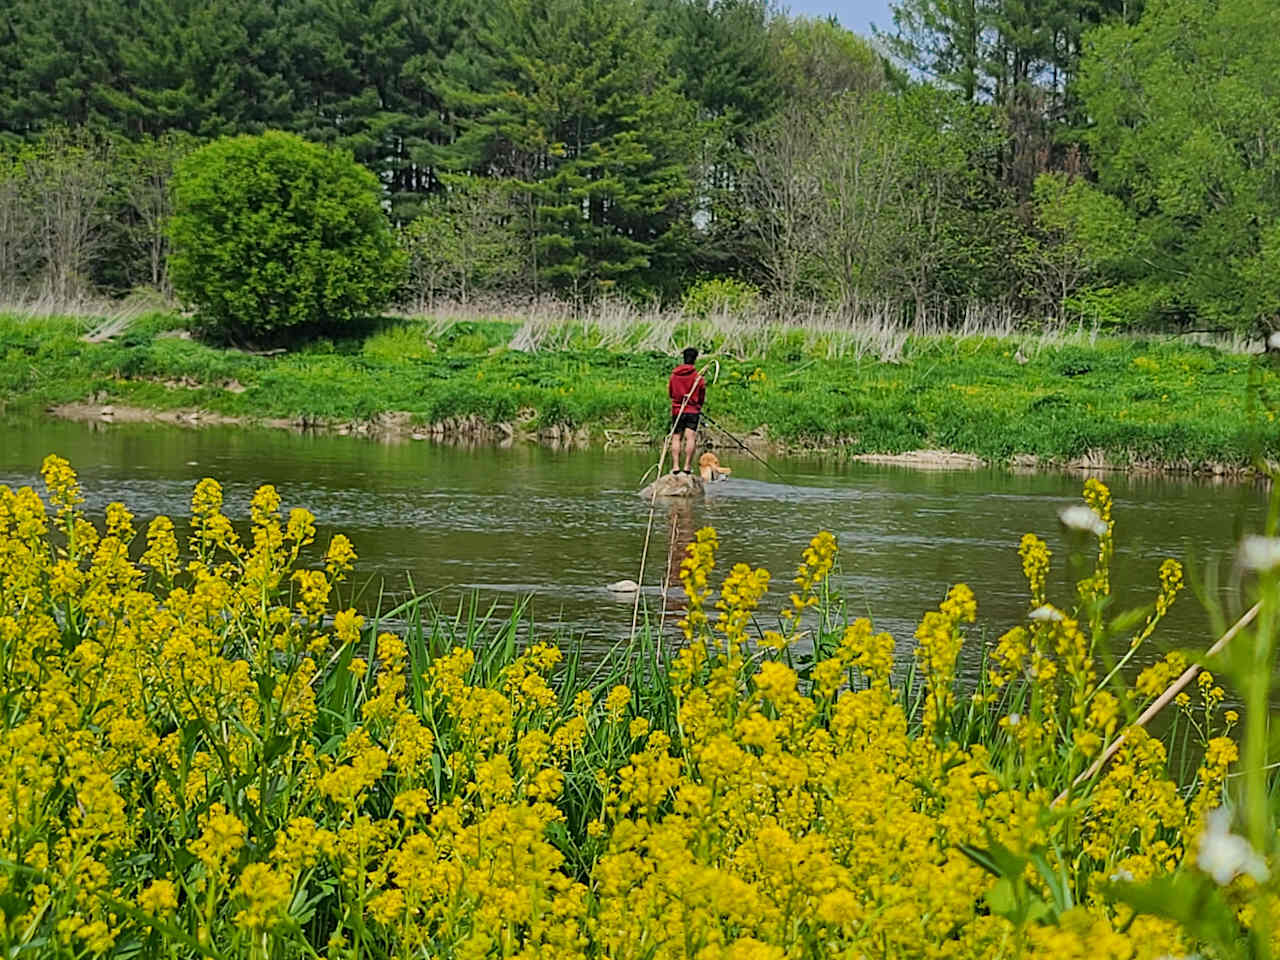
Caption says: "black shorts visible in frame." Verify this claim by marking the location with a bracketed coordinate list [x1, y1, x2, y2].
[671, 412, 700, 433]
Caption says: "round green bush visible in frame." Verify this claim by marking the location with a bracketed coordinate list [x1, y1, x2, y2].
[169, 131, 406, 340]
[681, 276, 761, 320]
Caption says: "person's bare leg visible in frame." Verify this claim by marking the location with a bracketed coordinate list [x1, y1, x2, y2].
[682, 429, 697, 472]
[669, 431, 682, 472]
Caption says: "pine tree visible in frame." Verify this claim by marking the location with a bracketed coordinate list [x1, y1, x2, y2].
[877, 0, 992, 103]
[442, 0, 698, 297]
[282, 0, 469, 221]
[0, 0, 128, 133]
[105, 0, 295, 136]
[659, 0, 779, 144]
[878, 0, 1143, 195]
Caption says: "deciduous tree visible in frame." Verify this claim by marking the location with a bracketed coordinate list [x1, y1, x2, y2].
[1069, 0, 1280, 332]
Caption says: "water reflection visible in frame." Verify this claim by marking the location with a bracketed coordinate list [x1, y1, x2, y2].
[0, 417, 1268, 680]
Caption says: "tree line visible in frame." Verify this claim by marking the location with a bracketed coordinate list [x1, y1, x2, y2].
[0, 0, 1276, 334]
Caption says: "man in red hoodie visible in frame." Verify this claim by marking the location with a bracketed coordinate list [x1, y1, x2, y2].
[667, 346, 706, 475]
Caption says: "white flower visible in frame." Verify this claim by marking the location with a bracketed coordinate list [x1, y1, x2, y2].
[1058, 504, 1108, 537]
[1238, 536, 1280, 573]
[1006, 713, 1022, 726]
[1109, 868, 1134, 883]
[1028, 605, 1064, 622]
[1197, 807, 1269, 886]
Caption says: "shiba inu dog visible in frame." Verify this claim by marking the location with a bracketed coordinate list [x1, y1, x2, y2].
[698, 451, 732, 482]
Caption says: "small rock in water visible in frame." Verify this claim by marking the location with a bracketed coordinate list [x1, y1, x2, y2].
[606, 579, 640, 593]
[638, 472, 704, 500]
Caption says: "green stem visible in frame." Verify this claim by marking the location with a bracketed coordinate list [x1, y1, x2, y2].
[1245, 585, 1274, 960]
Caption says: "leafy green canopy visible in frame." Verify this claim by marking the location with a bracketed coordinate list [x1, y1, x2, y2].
[168, 131, 405, 339]
[1071, 0, 1280, 332]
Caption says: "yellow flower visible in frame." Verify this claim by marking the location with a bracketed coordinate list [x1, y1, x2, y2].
[233, 863, 292, 932]
[137, 880, 178, 915]
[189, 803, 244, 873]
[41, 453, 84, 515]
[0, 466, 1227, 960]
[605, 684, 631, 721]
[140, 515, 179, 575]
[332, 608, 364, 645]
[365, 888, 405, 926]
[1019, 533, 1052, 605]
[1205, 737, 1238, 769]
[325, 533, 358, 578]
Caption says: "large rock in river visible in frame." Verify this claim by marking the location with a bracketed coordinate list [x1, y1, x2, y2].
[639, 471, 704, 500]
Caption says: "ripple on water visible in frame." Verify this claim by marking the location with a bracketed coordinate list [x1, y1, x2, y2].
[0, 419, 1267, 678]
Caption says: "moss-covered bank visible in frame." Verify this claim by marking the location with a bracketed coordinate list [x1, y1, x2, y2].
[3, 312, 1278, 473]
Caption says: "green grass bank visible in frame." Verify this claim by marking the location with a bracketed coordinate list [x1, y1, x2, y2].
[2, 311, 1278, 472]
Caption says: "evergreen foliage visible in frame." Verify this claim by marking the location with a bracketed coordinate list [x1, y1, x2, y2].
[0, 0, 1275, 334]
[438, 0, 699, 297]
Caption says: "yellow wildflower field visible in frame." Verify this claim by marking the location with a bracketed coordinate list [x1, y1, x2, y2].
[0, 458, 1269, 958]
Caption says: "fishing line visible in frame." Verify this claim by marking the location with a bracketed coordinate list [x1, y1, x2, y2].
[628, 357, 719, 644]
[701, 413, 791, 485]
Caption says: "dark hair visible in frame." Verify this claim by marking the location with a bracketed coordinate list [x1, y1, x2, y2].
[682, 347, 698, 365]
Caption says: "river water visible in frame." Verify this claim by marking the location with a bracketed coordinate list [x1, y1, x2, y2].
[0, 418, 1269, 678]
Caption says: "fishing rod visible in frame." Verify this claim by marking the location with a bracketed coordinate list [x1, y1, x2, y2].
[700, 412, 791, 484]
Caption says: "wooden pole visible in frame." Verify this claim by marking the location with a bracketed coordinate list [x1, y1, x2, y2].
[1053, 600, 1262, 807]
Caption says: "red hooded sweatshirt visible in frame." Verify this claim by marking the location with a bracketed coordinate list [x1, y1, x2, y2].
[668, 364, 706, 416]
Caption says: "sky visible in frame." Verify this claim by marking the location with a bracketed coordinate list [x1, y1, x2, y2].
[783, 0, 896, 38]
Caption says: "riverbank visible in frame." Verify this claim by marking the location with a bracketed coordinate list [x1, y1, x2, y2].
[3, 310, 1278, 474]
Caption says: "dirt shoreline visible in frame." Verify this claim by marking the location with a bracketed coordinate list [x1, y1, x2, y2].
[47, 401, 1270, 481]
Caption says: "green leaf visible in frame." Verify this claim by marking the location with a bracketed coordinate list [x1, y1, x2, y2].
[1029, 851, 1073, 915]
[1107, 872, 1246, 960]
[985, 876, 1018, 916]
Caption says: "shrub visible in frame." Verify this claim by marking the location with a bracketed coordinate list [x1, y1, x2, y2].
[169, 131, 406, 341]
[361, 324, 436, 363]
[681, 276, 761, 320]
